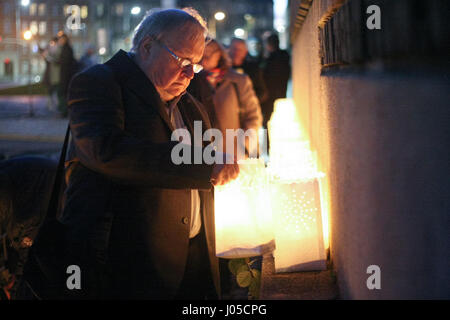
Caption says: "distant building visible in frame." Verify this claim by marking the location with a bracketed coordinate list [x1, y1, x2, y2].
[0, 0, 93, 82]
[178, 0, 273, 46]
[0, 0, 274, 82]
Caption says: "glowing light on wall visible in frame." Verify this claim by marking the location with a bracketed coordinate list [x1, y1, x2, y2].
[215, 159, 275, 259]
[267, 99, 320, 181]
[214, 99, 330, 271]
[270, 179, 326, 272]
[268, 98, 329, 272]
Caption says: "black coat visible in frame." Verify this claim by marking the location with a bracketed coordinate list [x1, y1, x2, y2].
[62, 50, 219, 299]
[261, 49, 291, 124]
[234, 56, 268, 104]
[188, 71, 218, 128]
[59, 43, 78, 96]
[262, 49, 290, 100]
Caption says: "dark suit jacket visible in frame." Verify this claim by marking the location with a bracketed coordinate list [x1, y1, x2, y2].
[234, 56, 268, 104]
[61, 50, 219, 299]
[59, 43, 78, 96]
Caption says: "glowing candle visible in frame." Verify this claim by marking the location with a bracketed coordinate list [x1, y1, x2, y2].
[214, 159, 275, 259]
[268, 98, 328, 272]
[270, 178, 326, 272]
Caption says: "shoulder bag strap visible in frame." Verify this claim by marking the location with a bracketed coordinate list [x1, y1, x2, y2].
[45, 124, 71, 221]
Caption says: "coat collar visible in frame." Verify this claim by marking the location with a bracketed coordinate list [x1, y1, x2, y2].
[104, 50, 175, 132]
[104, 50, 212, 137]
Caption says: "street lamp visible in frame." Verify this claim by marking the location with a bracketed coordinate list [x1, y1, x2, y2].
[211, 11, 226, 39]
[23, 29, 34, 117]
[131, 6, 141, 15]
[23, 30, 32, 41]
[234, 28, 245, 38]
[214, 11, 225, 21]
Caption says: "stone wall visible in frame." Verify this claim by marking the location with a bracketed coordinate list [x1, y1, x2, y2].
[290, 0, 450, 299]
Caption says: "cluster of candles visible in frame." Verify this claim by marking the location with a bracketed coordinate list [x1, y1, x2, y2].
[215, 99, 328, 273]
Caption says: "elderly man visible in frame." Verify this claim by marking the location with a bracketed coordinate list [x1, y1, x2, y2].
[60, 9, 238, 299]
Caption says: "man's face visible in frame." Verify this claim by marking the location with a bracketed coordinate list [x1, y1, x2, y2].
[229, 41, 248, 66]
[139, 27, 205, 101]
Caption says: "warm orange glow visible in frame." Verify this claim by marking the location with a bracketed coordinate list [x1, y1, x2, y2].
[214, 159, 274, 258]
[318, 173, 331, 252]
[268, 98, 330, 272]
[270, 179, 326, 272]
[23, 30, 32, 41]
[213, 99, 331, 268]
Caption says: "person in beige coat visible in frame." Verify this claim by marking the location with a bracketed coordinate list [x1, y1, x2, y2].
[199, 39, 263, 158]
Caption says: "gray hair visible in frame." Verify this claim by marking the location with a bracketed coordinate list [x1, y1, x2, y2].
[131, 8, 208, 52]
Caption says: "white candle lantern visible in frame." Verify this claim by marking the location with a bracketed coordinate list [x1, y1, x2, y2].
[268, 98, 328, 272]
[270, 178, 327, 272]
[214, 159, 275, 259]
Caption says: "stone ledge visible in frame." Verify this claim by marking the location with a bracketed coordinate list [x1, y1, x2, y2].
[260, 253, 338, 300]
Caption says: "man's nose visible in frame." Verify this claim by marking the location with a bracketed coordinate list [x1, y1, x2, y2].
[182, 65, 195, 80]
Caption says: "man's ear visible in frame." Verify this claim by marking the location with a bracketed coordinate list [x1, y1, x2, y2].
[139, 36, 154, 58]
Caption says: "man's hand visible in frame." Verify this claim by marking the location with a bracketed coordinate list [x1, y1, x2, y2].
[210, 152, 240, 186]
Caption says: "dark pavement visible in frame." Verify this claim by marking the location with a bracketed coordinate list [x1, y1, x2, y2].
[0, 95, 67, 160]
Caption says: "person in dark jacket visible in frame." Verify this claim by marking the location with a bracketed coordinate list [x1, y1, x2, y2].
[79, 44, 98, 72]
[41, 37, 61, 112]
[187, 70, 218, 128]
[261, 32, 291, 127]
[228, 38, 268, 105]
[56, 32, 78, 117]
[57, 8, 239, 299]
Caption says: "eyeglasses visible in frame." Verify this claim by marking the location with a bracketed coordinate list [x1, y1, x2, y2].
[159, 42, 203, 74]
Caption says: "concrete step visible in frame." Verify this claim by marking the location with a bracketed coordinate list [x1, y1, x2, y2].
[260, 253, 338, 300]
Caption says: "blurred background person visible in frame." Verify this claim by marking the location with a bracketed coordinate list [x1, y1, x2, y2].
[228, 38, 268, 105]
[198, 39, 262, 159]
[41, 37, 61, 113]
[187, 67, 217, 129]
[56, 32, 78, 118]
[79, 44, 99, 72]
[261, 32, 291, 128]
